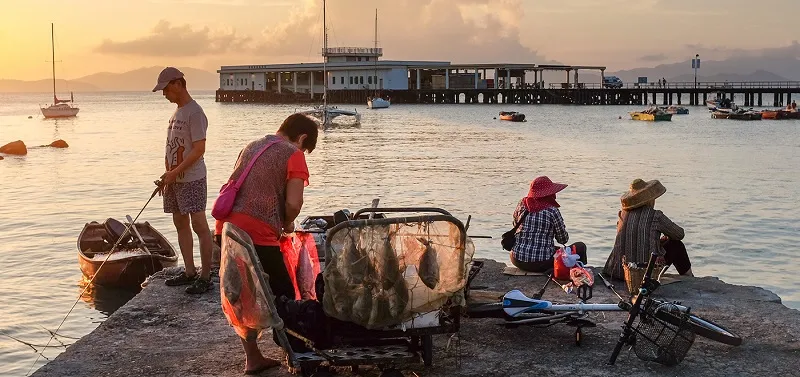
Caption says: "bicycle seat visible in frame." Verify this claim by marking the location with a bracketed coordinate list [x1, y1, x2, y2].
[503, 290, 549, 317]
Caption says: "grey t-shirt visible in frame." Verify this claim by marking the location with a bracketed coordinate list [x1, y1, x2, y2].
[165, 100, 207, 183]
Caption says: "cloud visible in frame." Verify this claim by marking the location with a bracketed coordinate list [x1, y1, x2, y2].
[95, 20, 251, 57]
[639, 53, 668, 62]
[98, 0, 553, 64]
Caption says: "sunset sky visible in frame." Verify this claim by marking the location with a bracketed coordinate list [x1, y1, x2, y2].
[1, 0, 798, 80]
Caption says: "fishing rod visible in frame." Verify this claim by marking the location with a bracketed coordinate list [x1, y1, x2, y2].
[26, 179, 165, 376]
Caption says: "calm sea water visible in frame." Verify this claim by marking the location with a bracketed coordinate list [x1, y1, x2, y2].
[1, 91, 799, 375]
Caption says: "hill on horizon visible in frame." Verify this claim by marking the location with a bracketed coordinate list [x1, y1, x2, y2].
[0, 66, 219, 93]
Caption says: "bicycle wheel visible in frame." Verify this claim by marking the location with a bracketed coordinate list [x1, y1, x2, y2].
[654, 310, 742, 346]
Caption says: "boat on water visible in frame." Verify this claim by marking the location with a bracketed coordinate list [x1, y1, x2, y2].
[368, 97, 390, 109]
[659, 105, 689, 115]
[630, 107, 672, 121]
[711, 109, 762, 120]
[77, 218, 178, 288]
[706, 95, 735, 112]
[499, 111, 526, 122]
[40, 23, 79, 118]
[367, 9, 390, 110]
[295, 0, 361, 128]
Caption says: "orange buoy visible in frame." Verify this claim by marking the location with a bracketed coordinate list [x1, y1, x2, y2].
[49, 139, 69, 148]
[0, 140, 27, 155]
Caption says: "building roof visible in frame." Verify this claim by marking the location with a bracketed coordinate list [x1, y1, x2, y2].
[218, 61, 606, 73]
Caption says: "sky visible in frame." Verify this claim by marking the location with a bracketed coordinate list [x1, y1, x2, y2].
[1, 0, 799, 80]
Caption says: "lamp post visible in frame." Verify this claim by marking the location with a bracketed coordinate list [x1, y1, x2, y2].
[693, 54, 699, 89]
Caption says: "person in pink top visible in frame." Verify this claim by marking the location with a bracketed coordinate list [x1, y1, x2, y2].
[213, 113, 318, 374]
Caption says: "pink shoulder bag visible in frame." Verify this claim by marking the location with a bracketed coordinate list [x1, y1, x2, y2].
[211, 139, 280, 220]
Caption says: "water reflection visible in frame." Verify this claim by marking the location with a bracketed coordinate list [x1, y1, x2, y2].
[78, 276, 139, 316]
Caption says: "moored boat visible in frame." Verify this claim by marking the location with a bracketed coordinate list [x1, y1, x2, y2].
[77, 218, 178, 288]
[630, 107, 672, 121]
[660, 105, 689, 115]
[711, 109, 762, 120]
[499, 111, 526, 122]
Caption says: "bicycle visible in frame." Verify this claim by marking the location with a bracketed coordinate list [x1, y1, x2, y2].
[469, 252, 741, 365]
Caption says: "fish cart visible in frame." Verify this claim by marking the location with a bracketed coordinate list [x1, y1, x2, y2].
[219, 207, 479, 377]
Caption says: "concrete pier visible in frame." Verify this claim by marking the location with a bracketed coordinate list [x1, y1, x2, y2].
[216, 85, 800, 106]
[31, 259, 800, 377]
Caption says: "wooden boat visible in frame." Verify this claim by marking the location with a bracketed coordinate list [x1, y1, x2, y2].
[77, 218, 178, 288]
[711, 109, 762, 120]
[660, 105, 689, 115]
[499, 111, 526, 122]
[630, 108, 672, 121]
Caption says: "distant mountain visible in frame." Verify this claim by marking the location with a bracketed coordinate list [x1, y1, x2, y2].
[0, 66, 219, 93]
[609, 56, 800, 83]
[0, 79, 100, 93]
[75, 66, 219, 91]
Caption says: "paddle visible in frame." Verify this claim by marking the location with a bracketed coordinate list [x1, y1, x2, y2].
[125, 214, 151, 254]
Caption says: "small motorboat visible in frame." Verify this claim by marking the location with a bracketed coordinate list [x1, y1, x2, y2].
[630, 107, 672, 121]
[77, 218, 178, 288]
[706, 95, 735, 112]
[499, 111, 526, 122]
[659, 105, 689, 115]
[711, 109, 762, 120]
[367, 96, 390, 109]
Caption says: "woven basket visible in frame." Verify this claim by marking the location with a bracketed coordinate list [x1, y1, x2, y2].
[622, 256, 666, 297]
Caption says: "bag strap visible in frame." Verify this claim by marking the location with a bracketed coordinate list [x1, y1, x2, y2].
[511, 208, 529, 232]
[232, 139, 281, 189]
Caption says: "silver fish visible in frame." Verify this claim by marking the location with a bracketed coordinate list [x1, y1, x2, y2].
[380, 236, 402, 290]
[343, 238, 371, 283]
[296, 243, 316, 300]
[352, 285, 373, 326]
[417, 237, 440, 290]
[222, 257, 243, 304]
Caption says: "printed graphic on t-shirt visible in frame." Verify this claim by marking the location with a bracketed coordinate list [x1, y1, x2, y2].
[166, 135, 186, 180]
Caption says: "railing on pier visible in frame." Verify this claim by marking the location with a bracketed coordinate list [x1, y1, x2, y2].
[547, 81, 800, 90]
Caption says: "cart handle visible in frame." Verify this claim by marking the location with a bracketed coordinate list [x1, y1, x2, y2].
[352, 207, 452, 219]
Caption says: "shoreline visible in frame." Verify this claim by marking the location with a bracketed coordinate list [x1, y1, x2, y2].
[30, 258, 800, 377]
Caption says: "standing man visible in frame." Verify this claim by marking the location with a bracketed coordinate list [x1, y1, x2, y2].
[153, 67, 213, 294]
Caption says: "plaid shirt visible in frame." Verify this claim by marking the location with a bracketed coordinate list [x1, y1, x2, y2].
[511, 201, 569, 263]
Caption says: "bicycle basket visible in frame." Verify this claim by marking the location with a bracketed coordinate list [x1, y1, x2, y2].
[633, 301, 696, 366]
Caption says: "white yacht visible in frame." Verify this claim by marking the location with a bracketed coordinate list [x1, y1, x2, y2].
[41, 23, 79, 118]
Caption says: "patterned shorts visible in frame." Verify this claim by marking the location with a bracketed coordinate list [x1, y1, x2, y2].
[163, 177, 207, 215]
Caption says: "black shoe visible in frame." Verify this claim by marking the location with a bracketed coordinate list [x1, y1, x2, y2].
[185, 277, 213, 294]
[165, 272, 197, 286]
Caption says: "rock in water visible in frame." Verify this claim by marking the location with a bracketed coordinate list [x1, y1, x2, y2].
[417, 238, 440, 290]
[49, 139, 69, 148]
[0, 140, 27, 155]
[0, 156, 4, 160]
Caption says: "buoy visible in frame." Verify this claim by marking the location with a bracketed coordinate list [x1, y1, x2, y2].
[0, 140, 27, 155]
[618, 116, 622, 119]
[28, 116, 33, 119]
[49, 139, 69, 148]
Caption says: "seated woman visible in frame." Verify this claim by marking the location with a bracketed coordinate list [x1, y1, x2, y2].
[510, 176, 587, 272]
[603, 179, 693, 280]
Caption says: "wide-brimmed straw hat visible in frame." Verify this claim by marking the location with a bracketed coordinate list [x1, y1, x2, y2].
[527, 176, 568, 199]
[621, 178, 666, 210]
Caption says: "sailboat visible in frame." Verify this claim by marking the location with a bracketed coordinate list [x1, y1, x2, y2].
[296, 0, 360, 128]
[367, 9, 390, 109]
[40, 23, 79, 118]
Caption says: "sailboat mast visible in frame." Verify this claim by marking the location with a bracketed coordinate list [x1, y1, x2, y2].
[374, 9, 378, 94]
[51, 23, 56, 104]
[322, 0, 328, 126]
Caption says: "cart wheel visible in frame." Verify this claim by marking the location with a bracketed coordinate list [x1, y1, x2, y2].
[380, 368, 404, 377]
[575, 327, 582, 347]
[422, 335, 433, 367]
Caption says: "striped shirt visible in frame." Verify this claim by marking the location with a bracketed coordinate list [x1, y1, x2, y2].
[511, 201, 569, 263]
[603, 206, 685, 279]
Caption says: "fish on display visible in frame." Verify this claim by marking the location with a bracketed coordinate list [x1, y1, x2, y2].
[380, 235, 402, 290]
[296, 243, 316, 300]
[417, 237, 440, 290]
[343, 235, 372, 283]
[351, 285, 374, 325]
